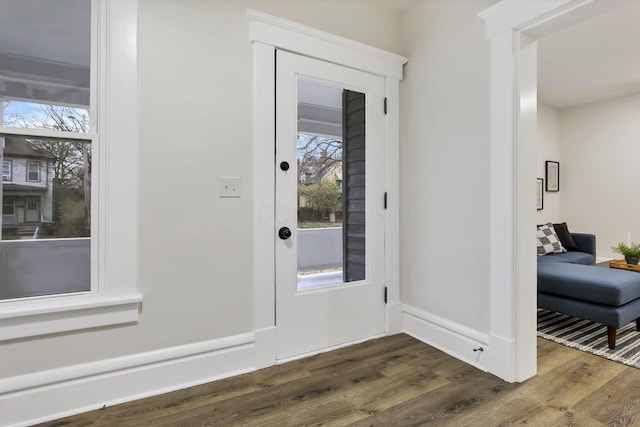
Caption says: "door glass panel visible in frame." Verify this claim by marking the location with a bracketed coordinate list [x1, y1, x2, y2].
[297, 79, 365, 290]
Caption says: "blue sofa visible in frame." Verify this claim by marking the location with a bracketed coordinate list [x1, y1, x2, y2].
[538, 232, 640, 348]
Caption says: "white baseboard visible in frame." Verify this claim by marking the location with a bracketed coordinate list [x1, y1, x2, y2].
[401, 304, 492, 373]
[0, 333, 256, 427]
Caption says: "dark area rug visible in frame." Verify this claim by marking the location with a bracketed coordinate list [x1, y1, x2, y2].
[537, 309, 640, 368]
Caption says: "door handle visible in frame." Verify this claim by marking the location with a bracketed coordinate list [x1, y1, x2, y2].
[278, 227, 292, 240]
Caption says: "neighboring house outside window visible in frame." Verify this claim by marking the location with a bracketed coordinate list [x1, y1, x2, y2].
[27, 161, 40, 182]
[2, 160, 11, 181]
[1, 138, 55, 231]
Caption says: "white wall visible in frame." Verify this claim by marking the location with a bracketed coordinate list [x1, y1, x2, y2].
[399, 0, 496, 335]
[559, 91, 640, 260]
[537, 103, 562, 223]
[0, 0, 402, 381]
[2, 0, 535, 421]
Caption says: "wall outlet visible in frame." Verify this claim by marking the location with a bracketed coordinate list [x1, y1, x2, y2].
[219, 177, 241, 198]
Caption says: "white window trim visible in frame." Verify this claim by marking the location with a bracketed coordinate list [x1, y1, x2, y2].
[27, 161, 40, 182]
[0, 0, 141, 341]
[3, 160, 11, 181]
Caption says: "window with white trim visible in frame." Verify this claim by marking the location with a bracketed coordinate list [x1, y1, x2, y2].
[0, 0, 140, 341]
[3, 196, 14, 215]
[2, 160, 11, 181]
[26, 161, 40, 182]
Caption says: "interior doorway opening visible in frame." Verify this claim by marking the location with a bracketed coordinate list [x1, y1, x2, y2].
[481, 0, 636, 382]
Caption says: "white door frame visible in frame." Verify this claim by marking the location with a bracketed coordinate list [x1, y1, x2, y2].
[249, 9, 407, 369]
[479, 0, 635, 382]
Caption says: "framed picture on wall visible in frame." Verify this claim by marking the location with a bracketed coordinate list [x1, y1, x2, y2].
[545, 161, 559, 192]
[537, 178, 544, 211]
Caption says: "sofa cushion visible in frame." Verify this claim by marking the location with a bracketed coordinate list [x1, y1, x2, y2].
[553, 222, 579, 251]
[538, 263, 640, 306]
[537, 251, 595, 265]
[537, 223, 567, 255]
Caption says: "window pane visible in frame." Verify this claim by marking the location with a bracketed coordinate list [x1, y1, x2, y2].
[0, 0, 91, 132]
[0, 135, 91, 299]
[3, 160, 12, 181]
[3, 196, 14, 215]
[27, 162, 40, 181]
[296, 79, 367, 290]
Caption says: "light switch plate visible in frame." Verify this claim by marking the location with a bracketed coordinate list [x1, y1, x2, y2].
[219, 177, 241, 198]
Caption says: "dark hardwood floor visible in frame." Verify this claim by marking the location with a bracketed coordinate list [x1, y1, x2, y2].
[38, 333, 640, 426]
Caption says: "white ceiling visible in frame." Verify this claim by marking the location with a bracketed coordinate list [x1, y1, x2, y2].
[367, 0, 422, 13]
[538, 0, 640, 109]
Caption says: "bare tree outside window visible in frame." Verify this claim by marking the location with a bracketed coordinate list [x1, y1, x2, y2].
[2, 101, 91, 238]
[297, 134, 341, 183]
[297, 134, 343, 226]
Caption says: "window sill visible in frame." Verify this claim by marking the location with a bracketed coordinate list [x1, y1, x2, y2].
[0, 294, 142, 341]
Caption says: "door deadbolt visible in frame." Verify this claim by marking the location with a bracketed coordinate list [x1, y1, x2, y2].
[280, 161, 290, 171]
[278, 227, 292, 240]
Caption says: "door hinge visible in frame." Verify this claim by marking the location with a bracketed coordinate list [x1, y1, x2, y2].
[384, 192, 387, 209]
[383, 97, 388, 115]
[384, 286, 388, 304]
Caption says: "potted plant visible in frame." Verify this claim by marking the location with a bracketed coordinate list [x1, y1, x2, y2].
[611, 242, 640, 265]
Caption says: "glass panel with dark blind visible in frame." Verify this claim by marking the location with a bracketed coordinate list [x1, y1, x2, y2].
[296, 79, 366, 290]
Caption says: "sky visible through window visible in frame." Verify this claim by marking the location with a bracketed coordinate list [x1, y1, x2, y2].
[2, 101, 88, 131]
[4, 101, 43, 119]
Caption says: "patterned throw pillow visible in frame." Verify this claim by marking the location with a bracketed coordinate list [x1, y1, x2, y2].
[537, 223, 567, 255]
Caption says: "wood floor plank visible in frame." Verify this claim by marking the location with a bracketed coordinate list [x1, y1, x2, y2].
[520, 351, 627, 411]
[536, 337, 583, 375]
[143, 363, 383, 426]
[348, 365, 518, 426]
[36, 335, 640, 427]
[79, 373, 266, 426]
[573, 368, 640, 426]
[489, 405, 607, 427]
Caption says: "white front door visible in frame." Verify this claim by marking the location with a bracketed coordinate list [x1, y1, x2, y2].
[275, 50, 386, 360]
[16, 203, 25, 223]
[25, 197, 40, 222]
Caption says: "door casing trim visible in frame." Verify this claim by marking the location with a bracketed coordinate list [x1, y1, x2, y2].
[249, 10, 406, 369]
[479, 0, 634, 382]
